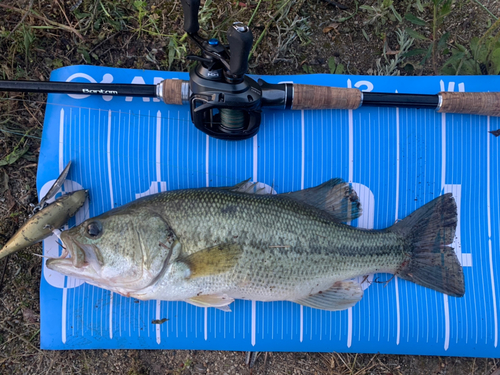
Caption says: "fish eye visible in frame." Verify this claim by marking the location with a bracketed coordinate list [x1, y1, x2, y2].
[86, 221, 102, 238]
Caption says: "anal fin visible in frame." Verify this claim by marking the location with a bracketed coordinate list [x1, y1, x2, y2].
[293, 280, 363, 311]
[187, 294, 234, 312]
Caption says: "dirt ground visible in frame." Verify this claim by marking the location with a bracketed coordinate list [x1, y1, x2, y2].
[1, 0, 500, 374]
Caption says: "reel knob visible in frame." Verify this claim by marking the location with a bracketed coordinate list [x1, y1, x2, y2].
[181, 0, 201, 34]
[227, 22, 253, 79]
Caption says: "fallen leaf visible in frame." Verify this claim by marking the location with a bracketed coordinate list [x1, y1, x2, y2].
[4, 189, 15, 212]
[323, 23, 339, 34]
[489, 129, 500, 137]
[383, 34, 400, 55]
[238, 1, 255, 7]
[22, 308, 38, 323]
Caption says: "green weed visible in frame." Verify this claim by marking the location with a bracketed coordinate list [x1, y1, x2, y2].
[20, 25, 36, 66]
[360, 0, 402, 28]
[331, 0, 359, 23]
[132, 1, 165, 38]
[133, 0, 148, 37]
[403, 0, 453, 73]
[250, 0, 307, 58]
[272, 14, 312, 61]
[0, 137, 29, 167]
[441, 18, 500, 75]
[163, 35, 187, 70]
[302, 64, 315, 74]
[376, 29, 414, 75]
[74, 0, 128, 35]
[328, 57, 345, 74]
[198, 0, 217, 33]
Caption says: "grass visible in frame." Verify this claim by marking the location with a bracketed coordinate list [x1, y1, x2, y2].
[441, 16, 500, 74]
[360, 0, 403, 29]
[1, 0, 496, 79]
[375, 28, 415, 75]
[350, 0, 500, 75]
[401, 0, 454, 74]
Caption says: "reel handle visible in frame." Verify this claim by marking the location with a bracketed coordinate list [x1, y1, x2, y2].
[181, 0, 200, 34]
[227, 22, 253, 78]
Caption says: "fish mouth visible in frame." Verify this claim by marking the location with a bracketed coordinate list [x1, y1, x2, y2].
[46, 231, 99, 270]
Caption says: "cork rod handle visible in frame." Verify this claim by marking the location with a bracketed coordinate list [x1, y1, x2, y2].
[161, 79, 184, 105]
[438, 92, 500, 117]
[292, 84, 362, 110]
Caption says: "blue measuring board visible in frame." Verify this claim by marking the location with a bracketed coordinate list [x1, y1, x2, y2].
[37, 65, 500, 356]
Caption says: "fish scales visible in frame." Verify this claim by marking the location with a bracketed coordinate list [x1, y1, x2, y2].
[48, 180, 465, 311]
[131, 189, 404, 300]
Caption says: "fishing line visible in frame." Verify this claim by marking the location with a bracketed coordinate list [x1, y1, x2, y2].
[32, 253, 53, 259]
[0, 128, 42, 140]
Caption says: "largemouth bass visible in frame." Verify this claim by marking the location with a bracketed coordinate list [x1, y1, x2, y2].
[47, 179, 464, 311]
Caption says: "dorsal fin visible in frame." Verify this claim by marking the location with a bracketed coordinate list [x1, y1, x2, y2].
[219, 179, 277, 195]
[280, 178, 362, 222]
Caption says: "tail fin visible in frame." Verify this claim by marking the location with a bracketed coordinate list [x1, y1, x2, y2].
[390, 193, 465, 297]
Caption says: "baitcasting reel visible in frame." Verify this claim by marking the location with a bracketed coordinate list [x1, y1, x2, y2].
[175, 0, 292, 140]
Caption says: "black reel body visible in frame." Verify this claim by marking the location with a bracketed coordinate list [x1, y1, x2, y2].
[189, 67, 263, 140]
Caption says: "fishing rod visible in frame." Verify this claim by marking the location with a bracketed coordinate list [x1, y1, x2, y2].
[1, 0, 500, 141]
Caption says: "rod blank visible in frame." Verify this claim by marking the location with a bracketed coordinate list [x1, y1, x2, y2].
[0, 80, 157, 97]
[363, 92, 438, 109]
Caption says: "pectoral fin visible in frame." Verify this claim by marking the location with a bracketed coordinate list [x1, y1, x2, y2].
[179, 243, 242, 279]
[293, 280, 363, 311]
[187, 294, 234, 312]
